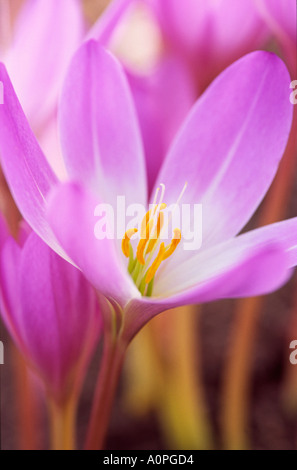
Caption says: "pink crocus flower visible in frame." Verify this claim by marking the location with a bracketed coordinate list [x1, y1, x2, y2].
[142, 0, 268, 89]
[0, 214, 101, 405]
[0, 42, 296, 344]
[254, 0, 297, 74]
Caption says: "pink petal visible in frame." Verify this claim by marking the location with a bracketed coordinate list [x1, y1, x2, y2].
[123, 241, 291, 341]
[0, 64, 63, 255]
[149, 0, 206, 55]
[38, 115, 67, 181]
[234, 217, 297, 268]
[87, 0, 134, 44]
[0, 0, 10, 58]
[255, 0, 296, 46]
[59, 40, 147, 208]
[17, 233, 101, 400]
[255, 0, 296, 72]
[156, 217, 297, 297]
[4, 0, 84, 132]
[47, 182, 140, 308]
[150, 0, 267, 82]
[155, 51, 293, 256]
[126, 53, 196, 194]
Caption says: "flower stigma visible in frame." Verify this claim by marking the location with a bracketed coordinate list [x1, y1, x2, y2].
[121, 183, 187, 297]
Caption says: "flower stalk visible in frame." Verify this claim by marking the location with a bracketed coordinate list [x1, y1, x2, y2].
[85, 303, 128, 450]
[12, 346, 40, 450]
[48, 394, 77, 451]
[158, 305, 213, 450]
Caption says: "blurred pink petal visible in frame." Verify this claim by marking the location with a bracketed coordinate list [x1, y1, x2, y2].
[147, 0, 268, 87]
[126, 54, 196, 194]
[255, 0, 297, 72]
[38, 115, 67, 181]
[87, 0, 135, 44]
[0, 231, 101, 402]
[4, 0, 84, 132]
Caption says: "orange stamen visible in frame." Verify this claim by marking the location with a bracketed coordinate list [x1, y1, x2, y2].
[162, 228, 182, 260]
[145, 243, 166, 284]
[122, 228, 138, 257]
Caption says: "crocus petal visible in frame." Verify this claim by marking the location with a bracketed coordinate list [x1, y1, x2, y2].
[87, 0, 134, 44]
[0, 64, 63, 255]
[0, 232, 101, 401]
[255, 0, 297, 72]
[126, 53, 196, 194]
[156, 217, 297, 296]
[4, 0, 84, 132]
[233, 217, 297, 268]
[17, 233, 100, 399]
[38, 115, 67, 181]
[47, 182, 141, 307]
[0, 0, 10, 57]
[155, 51, 293, 258]
[0, 1, 21, 57]
[59, 40, 147, 208]
[255, 0, 296, 47]
[148, 0, 206, 56]
[149, 0, 267, 79]
[123, 241, 291, 341]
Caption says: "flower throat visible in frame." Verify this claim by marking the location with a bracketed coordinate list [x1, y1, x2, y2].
[121, 183, 187, 297]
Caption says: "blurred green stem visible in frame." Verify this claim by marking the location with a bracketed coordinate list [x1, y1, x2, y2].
[158, 305, 213, 450]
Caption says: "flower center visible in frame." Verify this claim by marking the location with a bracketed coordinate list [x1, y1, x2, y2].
[121, 183, 186, 296]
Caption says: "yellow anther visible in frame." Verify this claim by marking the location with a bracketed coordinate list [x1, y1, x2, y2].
[163, 228, 182, 260]
[122, 228, 138, 258]
[140, 209, 152, 239]
[137, 215, 154, 264]
[145, 243, 166, 284]
[136, 238, 148, 265]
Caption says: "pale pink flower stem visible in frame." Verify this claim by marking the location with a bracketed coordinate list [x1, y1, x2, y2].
[85, 306, 128, 450]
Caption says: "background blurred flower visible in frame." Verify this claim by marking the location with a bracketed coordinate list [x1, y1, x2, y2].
[0, 216, 101, 407]
[0, 0, 85, 177]
[254, 0, 297, 74]
[142, 0, 269, 89]
[125, 55, 196, 193]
